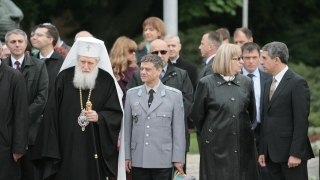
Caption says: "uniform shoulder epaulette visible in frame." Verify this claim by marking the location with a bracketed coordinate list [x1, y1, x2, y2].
[164, 85, 181, 93]
[127, 86, 142, 92]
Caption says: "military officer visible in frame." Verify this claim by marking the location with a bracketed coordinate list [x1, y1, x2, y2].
[124, 54, 185, 180]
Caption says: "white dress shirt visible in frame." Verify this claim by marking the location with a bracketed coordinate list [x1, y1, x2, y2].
[242, 68, 261, 123]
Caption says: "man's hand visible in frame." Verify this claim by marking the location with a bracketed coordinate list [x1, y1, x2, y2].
[125, 160, 132, 173]
[188, 129, 194, 133]
[258, 155, 266, 167]
[13, 154, 23, 162]
[174, 162, 184, 174]
[85, 110, 98, 122]
[287, 156, 301, 168]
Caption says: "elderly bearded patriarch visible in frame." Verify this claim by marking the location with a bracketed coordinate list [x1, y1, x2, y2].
[32, 37, 125, 180]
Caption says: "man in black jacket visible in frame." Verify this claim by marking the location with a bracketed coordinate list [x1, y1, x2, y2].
[3, 29, 48, 180]
[164, 33, 198, 135]
[31, 23, 65, 98]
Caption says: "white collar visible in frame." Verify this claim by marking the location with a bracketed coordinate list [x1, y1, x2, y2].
[274, 66, 288, 83]
[242, 68, 260, 78]
[170, 55, 180, 64]
[40, 49, 54, 59]
[206, 54, 216, 64]
[11, 54, 25, 66]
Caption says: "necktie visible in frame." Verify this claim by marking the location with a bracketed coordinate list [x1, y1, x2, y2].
[269, 77, 277, 100]
[247, 74, 254, 89]
[148, 89, 154, 108]
[40, 58, 47, 61]
[247, 74, 257, 129]
[15, 61, 21, 71]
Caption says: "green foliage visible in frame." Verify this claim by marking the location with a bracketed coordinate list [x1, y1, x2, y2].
[178, 24, 218, 67]
[289, 62, 320, 127]
[179, 0, 242, 23]
[188, 132, 199, 154]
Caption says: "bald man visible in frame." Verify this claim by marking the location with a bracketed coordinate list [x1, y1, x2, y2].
[74, 31, 93, 41]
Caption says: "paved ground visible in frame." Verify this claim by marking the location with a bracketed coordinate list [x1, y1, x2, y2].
[186, 154, 319, 180]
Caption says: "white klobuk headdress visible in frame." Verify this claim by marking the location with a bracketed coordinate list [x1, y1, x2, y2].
[59, 37, 126, 180]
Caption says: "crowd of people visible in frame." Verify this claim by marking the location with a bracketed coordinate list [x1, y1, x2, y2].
[0, 16, 314, 180]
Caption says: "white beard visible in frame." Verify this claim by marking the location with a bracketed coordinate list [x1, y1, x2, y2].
[73, 65, 99, 90]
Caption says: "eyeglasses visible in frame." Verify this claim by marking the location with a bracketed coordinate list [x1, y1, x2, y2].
[128, 49, 136, 54]
[150, 50, 167, 55]
[32, 33, 51, 38]
[231, 56, 243, 61]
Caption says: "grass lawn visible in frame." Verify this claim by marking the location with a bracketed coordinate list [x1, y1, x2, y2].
[188, 132, 199, 154]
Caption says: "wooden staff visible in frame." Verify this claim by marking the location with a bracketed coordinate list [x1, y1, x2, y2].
[87, 101, 101, 179]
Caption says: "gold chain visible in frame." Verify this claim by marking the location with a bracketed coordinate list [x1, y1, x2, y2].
[79, 88, 92, 110]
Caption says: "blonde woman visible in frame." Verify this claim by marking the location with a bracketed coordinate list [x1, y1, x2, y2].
[136, 17, 166, 66]
[191, 44, 260, 180]
[110, 36, 139, 106]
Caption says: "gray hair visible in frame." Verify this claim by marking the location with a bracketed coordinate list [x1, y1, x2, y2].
[262, 42, 289, 64]
[5, 29, 28, 44]
[164, 34, 180, 43]
[0, 40, 2, 47]
[141, 54, 163, 69]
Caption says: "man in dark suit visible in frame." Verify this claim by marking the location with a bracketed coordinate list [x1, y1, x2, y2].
[31, 23, 65, 98]
[198, 31, 222, 80]
[3, 29, 48, 180]
[258, 42, 314, 179]
[241, 42, 271, 180]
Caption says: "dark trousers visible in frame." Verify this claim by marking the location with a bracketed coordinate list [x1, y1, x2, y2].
[132, 167, 172, 180]
[254, 123, 270, 180]
[266, 155, 308, 180]
[21, 145, 39, 180]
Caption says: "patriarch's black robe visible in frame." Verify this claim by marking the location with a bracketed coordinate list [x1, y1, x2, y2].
[0, 63, 29, 180]
[32, 67, 123, 180]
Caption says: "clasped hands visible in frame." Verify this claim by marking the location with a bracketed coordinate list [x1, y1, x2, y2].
[258, 155, 301, 168]
[84, 110, 98, 122]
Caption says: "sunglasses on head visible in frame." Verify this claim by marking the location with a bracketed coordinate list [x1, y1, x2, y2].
[128, 49, 135, 54]
[150, 50, 167, 55]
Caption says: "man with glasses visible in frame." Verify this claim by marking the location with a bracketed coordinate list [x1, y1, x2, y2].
[241, 42, 271, 180]
[31, 23, 65, 98]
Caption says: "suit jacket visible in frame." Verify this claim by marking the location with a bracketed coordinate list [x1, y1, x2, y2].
[37, 50, 65, 99]
[259, 68, 314, 163]
[3, 55, 49, 145]
[124, 82, 186, 168]
[172, 56, 198, 91]
[198, 57, 214, 81]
